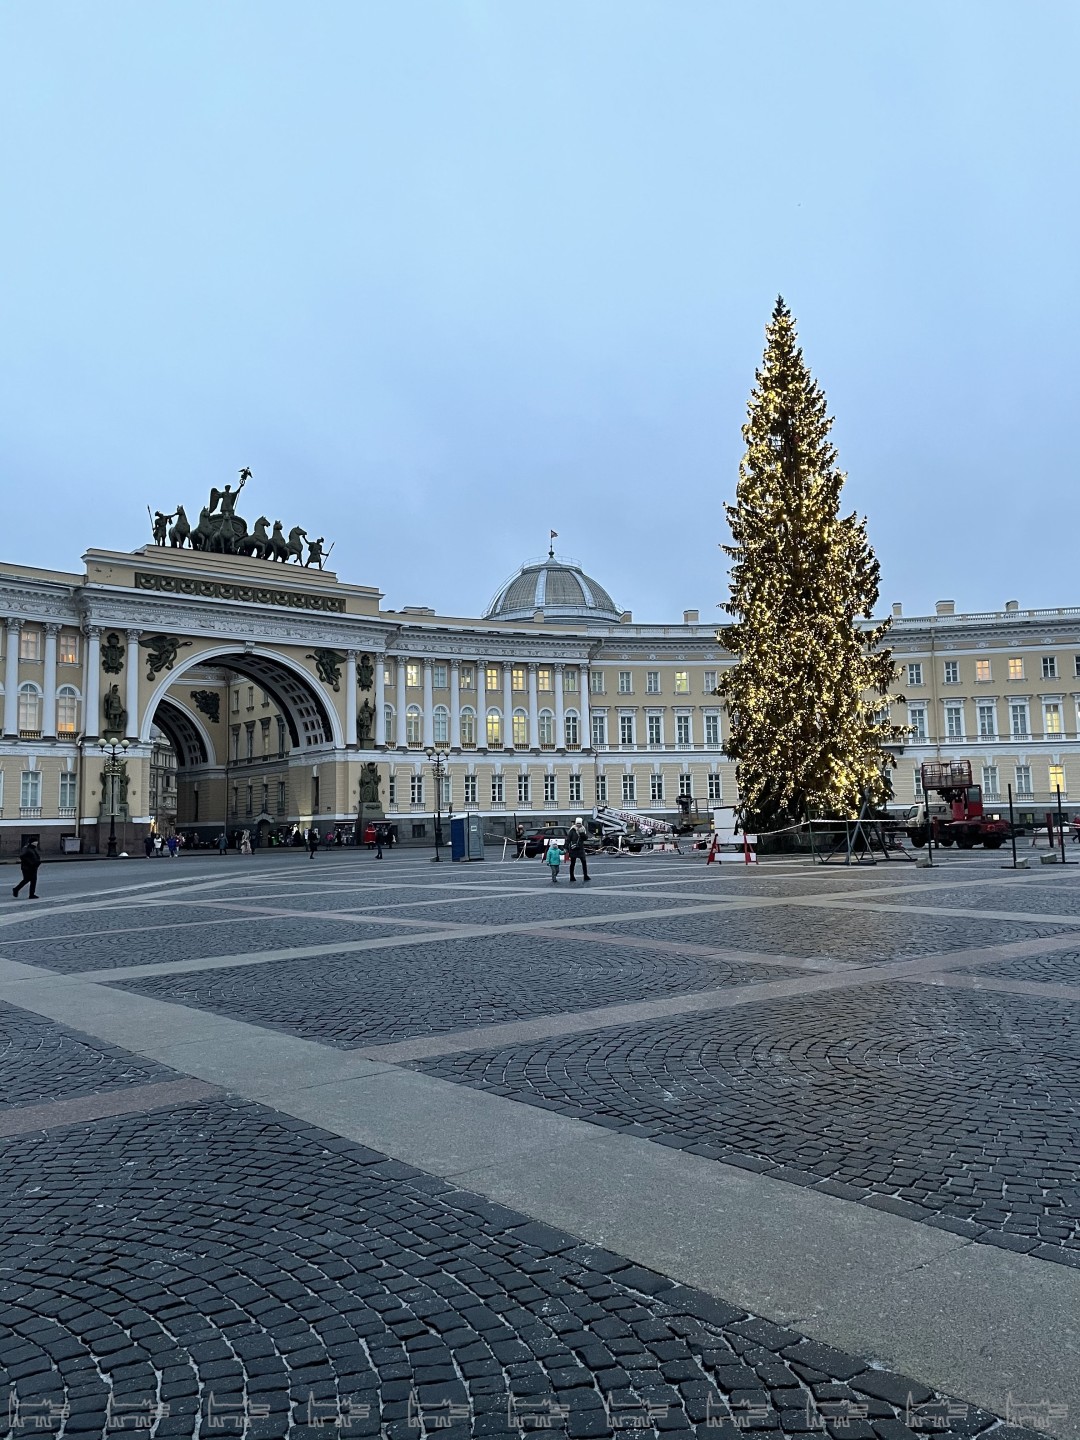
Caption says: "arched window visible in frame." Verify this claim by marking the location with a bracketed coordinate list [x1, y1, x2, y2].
[538, 709, 554, 747]
[486, 707, 502, 748]
[460, 706, 476, 748]
[383, 704, 394, 743]
[406, 704, 422, 746]
[512, 708, 528, 748]
[433, 705, 449, 746]
[56, 685, 80, 735]
[564, 709, 580, 748]
[18, 682, 42, 734]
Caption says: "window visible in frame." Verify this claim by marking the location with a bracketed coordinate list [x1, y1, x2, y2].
[19, 629, 41, 661]
[596, 772, 607, 803]
[618, 714, 635, 745]
[262, 781, 269, 813]
[388, 773, 396, 807]
[58, 632, 79, 664]
[406, 664, 421, 688]
[1008, 658, 1024, 681]
[56, 686, 79, 734]
[544, 773, 557, 803]
[943, 661, 959, 685]
[17, 684, 41, 733]
[975, 659, 992, 683]
[232, 689, 240, 712]
[383, 663, 394, 688]
[592, 713, 607, 748]
[944, 703, 964, 739]
[246, 724, 254, 760]
[490, 772, 504, 805]
[245, 783, 253, 816]
[538, 668, 552, 692]
[262, 690, 270, 707]
[618, 671, 632, 694]
[512, 667, 527, 692]
[1049, 763, 1066, 795]
[517, 773, 531, 804]
[981, 766, 999, 800]
[622, 774, 636, 803]
[231, 728, 240, 762]
[703, 671, 718, 693]
[906, 663, 923, 686]
[277, 716, 286, 758]
[704, 714, 720, 747]
[564, 670, 578, 694]
[646, 671, 660, 694]
[1010, 703, 1029, 739]
[410, 774, 424, 805]
[1075, 656, 1080, 679]
[647, 714, 663, 746]
[977, 703, 996, 740]
[460, 665, 475, 691]
[674, 671, 689, 694]
[277, 780, 286, 813]
[433, 705, 449, 746]
[1015, 765, 1033, 798]
[590, 670, 605, 694]
[1044, 703, 1063, 737]
[538, 710, 554, 747]
[440, 774, 451, 807]
[907, 704, 927, 741]
[676, 714, 691, 746]
[427, 664, 444, 690]
[650, 773, 664, 802]
[463, 774, 477, 805]
[20, 770, 41, 809]
[1042, 656, 1058, 679]
[512, 709, 528, 747]
[568, 774, 582, 804]
[406, 705, 422, 745]
[59, 773, 77, 809]
[564, 710, 580, 748]
[383, 706, 394, 745]
[486, 708, 502, 747]
[708, 772, 723, 802]
[679, 772, 692, 797]
[485, 666, 500, 693]
[460, 707, 476, 748]
[246, 686, 255, 710]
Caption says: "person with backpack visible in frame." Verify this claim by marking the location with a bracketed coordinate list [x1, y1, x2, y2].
[544, 836, 562, 883]
[12, 840, 41, 899]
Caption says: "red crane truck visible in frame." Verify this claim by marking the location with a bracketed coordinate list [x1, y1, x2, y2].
[905, 760, 1010, 849]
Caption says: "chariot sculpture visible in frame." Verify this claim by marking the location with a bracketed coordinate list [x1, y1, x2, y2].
[151, 469, 332, 568]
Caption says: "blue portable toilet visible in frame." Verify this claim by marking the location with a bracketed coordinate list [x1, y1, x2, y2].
[451, 815, 485, 861]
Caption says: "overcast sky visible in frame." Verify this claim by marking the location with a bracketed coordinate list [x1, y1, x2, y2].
[2, 2, 1076, 624]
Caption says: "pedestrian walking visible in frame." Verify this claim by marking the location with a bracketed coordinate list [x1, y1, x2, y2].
[565, 817, 591, 883]
[144, 834, 155, 859]
[240, 830, 252, 855]
[217, 832, 228, 856]
[307, 828, 319, 859]
[12, 840, 41, 899]
[545, 837, 562, 883]
[375, 824, 384, 860]
[166, 834, 179, 859]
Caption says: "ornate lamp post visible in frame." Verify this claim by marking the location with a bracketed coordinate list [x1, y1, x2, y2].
[425, 746, 448, 862]
[99, 734, 130, 859]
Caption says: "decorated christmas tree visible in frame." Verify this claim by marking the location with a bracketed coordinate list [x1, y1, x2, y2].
[717, 298, 904, 830]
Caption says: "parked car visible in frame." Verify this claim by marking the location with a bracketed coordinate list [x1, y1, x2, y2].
[523, 826, 568, 857]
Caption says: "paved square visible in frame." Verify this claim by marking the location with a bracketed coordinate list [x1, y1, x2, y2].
[1, 848, 1077, 1438]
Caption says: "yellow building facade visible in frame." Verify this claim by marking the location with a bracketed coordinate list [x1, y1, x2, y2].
[1, 538, 1077, 856]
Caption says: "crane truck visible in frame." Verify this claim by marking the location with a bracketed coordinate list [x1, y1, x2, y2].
[905, 760, 1010, 850]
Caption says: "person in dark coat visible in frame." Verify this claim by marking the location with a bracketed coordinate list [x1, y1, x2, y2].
[13, 841, 41, 899]
[307, 828, 319, 859]
[565, 817, 590, 883]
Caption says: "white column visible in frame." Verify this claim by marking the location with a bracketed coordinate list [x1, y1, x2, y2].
[346, 650, 358, 747]
[450, 661, 461, 749]
[503, 662, 513, 749]
[395, 659, 407, 748]
[554, 664, 565, 750]
[42, 623, 59, 738]
[423, 660, 434, 748]
[84, 626, 101, 738]
[580, 666, 591, 749]
[3, 619, 21, 736]
[528, 663, 539, 749]
[374, 657, 386, 746]
[478, 659, 490, 750]
[125, 630, 141, 739]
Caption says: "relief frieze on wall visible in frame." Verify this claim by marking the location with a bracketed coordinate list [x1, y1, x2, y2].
[133, 572, 346, 613]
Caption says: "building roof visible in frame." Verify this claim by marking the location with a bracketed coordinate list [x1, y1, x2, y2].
[484, 552, 621, 626]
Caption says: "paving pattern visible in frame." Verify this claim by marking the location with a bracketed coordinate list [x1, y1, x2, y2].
[1, 849, 1076, 1438]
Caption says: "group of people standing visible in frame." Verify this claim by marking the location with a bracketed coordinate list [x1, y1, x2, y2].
[144, 833, 182, 858]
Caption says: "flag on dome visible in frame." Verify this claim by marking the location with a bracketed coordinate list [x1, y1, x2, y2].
[550, 530, 558, 539]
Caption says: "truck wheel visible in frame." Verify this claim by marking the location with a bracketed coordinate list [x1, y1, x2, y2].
[938, 837, 954, 847]
[983, 839, 1003, 850]
[910, 836, 926, 848]
[957, 839, 975, 849]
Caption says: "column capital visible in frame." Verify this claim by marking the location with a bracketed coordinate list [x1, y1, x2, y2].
[527, 661, 538, 673]
[450, 659, 460, 671]
[347, 649, 358, 662]
[554, 661, 565, 672]
[44, 622, 61, 637]
[83, 624, 101, 639]
[423, 657, 433, 670]
[6, 617, 23, 634]
[126, 628, 141, 642]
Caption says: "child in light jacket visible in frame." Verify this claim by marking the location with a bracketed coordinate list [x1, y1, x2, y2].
[545, 838, 562, 882]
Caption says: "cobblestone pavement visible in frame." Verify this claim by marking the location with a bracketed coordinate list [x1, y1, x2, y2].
[0, 849, 1075, 1438]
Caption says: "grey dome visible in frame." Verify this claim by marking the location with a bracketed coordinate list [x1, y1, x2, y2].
[485, 553, 621, 626]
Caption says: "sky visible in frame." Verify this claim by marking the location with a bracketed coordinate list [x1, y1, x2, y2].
[2, 2, 1077, 624]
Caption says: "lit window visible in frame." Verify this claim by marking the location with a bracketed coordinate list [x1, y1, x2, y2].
[676, 714, 691, 746]
[460, 707, 476, 747]
[646, 671, 660, 694]
[538, 668, 552, 692]
[975, 659, 991, 682]
[1008, 658, 1024, 680]
[460, 665, 474, 690]
[674, 671, 689, 694]
[433, 705, 449, 745]
[56, 687, 79, 734]
[485, 666, 501, 692]
[406, 705, 422, 744]
[1044, 703, 1062, 736]
[406, 664, 421, 688]
[19, 629, 41, 661]
[512, 709, 528, 747]
[58, 632, 79, 664]
[433, 664, 448, 689]
[618, 671, 632, 694]
[943, 661, 959, 685]
[486, 708, 502, 747]
[1042, 656, 1058, 679]
[704, 714, 721, 746]
[1049, 764, 1065, 795]
[622, 774, 636, 803]
[512, 667, 527, 692]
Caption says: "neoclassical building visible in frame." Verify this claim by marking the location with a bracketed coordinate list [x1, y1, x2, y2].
[1, 532, 1078, 855]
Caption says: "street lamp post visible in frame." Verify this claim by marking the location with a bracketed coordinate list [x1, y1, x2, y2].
[425, 746, 448, 862]
[99, 734, 131, 859]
